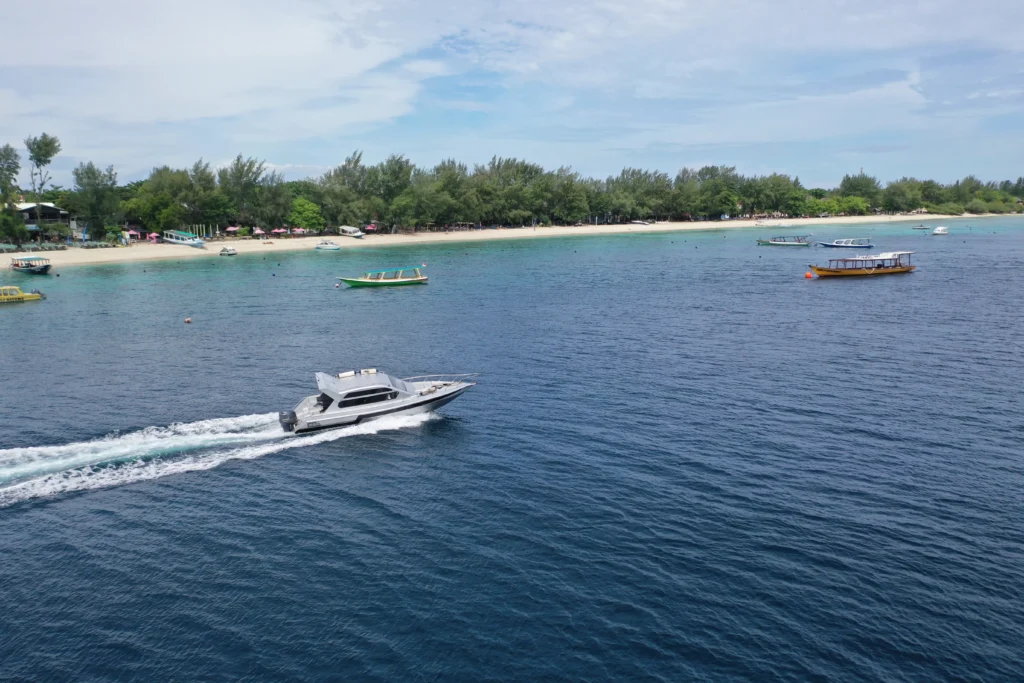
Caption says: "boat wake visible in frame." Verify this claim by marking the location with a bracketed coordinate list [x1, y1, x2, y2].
[0, 412, 434, 508]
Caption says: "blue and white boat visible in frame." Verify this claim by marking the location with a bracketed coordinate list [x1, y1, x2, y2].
[816, 238, 874, 249]
[163, 230, 206, 248]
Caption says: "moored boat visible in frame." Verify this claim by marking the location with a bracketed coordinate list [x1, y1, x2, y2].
[757, 235, 811, 246]
[338, 265, 427, 287]
[163, 230, 206, 248]
[0, 285, 45, 303]
[932, 226, 948, 236]
[9, 257, 52, 274]
[315, 239, 341, 250]
[912, 224, 930, 230]
[219, 247, 237, 256]
[279, 368, 475, 433]
[816, 238, 874, 249]
[809, 251, 915, 277]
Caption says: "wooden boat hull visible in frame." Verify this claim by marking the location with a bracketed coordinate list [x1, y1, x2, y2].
[809, 265, 915, 277]
[757, 240, 810, 246]
[338, 276, 428, 287]
[11, 264, 51, 274]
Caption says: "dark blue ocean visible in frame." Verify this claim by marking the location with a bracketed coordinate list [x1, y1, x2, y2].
[1, 218, 1022, 681]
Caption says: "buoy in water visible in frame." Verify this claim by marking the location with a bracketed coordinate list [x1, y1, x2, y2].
[334, 283, 340, 288]
[185, 317, 192, 323]
[805, 272, 813, 279]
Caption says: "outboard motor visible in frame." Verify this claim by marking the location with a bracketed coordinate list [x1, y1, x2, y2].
[279, 410, 298, 432]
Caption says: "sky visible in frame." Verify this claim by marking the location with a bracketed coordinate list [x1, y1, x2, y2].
[2, 0, 1023, 188]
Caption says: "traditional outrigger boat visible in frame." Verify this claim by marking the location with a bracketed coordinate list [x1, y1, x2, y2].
[816, 238, 874, 249]
[9, 257, 52, 274]
[809, 251, 915, 277]
[757, 235, 811, 246]
[0, 285, 45, 302]
[338, 265, 428, 287]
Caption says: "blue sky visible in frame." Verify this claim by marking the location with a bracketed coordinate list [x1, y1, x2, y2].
[2, 0, 1022, 188]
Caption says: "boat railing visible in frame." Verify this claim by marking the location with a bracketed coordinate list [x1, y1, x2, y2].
[403, 373, 479, 384]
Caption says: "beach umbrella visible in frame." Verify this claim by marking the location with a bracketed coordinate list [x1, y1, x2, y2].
[127, 229, 140, 236]
[253, 228, 265, 235]
[225, 226, 239, 232]
[271, 228, 286, 234]
[292, 227, 306, 234]
[148, 233, 160, 239]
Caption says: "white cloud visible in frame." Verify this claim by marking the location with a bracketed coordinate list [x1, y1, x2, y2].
[0, 0, 1021, 183]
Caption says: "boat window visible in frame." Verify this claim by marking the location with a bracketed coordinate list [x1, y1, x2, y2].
[316, 393, 335, 413]
[338, 388, 398, 408]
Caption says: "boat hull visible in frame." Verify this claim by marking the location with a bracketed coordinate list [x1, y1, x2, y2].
[338, 276, 428, 287]
[0, 291, 43, 303]
[290, 385, 468, 433]
[11, 264, 51, 274]
[757, 240, 810, 246]
[809, 265, 915, 277]
[817, 243, 873, 248]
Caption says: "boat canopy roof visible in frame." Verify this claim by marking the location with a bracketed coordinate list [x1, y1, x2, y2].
[12, 256, 49, 262]
[364, 265, 425, 274]
[831, 251, 913, 261]
[314, 369, 412, 398]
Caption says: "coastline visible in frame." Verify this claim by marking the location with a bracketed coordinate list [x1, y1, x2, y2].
[7, 212, 1008, 268]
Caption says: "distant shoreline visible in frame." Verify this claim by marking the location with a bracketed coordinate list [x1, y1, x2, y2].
[8, 212, 1014, 269]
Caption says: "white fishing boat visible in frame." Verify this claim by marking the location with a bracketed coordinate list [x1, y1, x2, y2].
[163, 230, 205, 248]
[315, 240, 341, 250]
[219, 247, 237, 256]
[932, 226, 948, 236]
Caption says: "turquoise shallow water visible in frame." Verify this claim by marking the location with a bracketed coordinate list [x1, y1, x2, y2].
[1, 216, 1023, 680]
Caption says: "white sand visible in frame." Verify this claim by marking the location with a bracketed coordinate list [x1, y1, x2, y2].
[12, 213, 993, 268]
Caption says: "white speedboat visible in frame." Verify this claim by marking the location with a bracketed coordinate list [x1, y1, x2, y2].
[932, 226, 948, 236]
[219, 247, 237, 256]
[315, 239, 341, 251]
[279, 369, 475, 434]
[339, 226, 365, 239]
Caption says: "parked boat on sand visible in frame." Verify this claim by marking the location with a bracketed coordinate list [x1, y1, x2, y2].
[162, 230, 206, 248]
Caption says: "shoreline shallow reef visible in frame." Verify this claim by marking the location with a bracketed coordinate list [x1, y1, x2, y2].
[2, 212, 1016, 269]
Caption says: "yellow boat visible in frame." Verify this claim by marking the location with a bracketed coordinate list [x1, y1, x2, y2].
[0, 285, 46, 303]
[809, 251, 915, 277]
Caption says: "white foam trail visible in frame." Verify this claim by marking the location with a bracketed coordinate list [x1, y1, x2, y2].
[0, 412, 435, 508]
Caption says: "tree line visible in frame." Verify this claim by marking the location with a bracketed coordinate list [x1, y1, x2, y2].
[2, 133, 1022, 244]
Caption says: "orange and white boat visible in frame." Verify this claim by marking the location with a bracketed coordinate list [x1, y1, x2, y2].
[809, 251, 915, 277]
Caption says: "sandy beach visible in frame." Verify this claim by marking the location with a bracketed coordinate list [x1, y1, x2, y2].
[9, 212, 1000, 268]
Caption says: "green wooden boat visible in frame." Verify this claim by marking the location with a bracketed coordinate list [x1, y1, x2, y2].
[338, 265, 428, 287]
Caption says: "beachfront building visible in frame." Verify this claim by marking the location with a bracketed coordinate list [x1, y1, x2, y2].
[16, 202, 71, 237]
